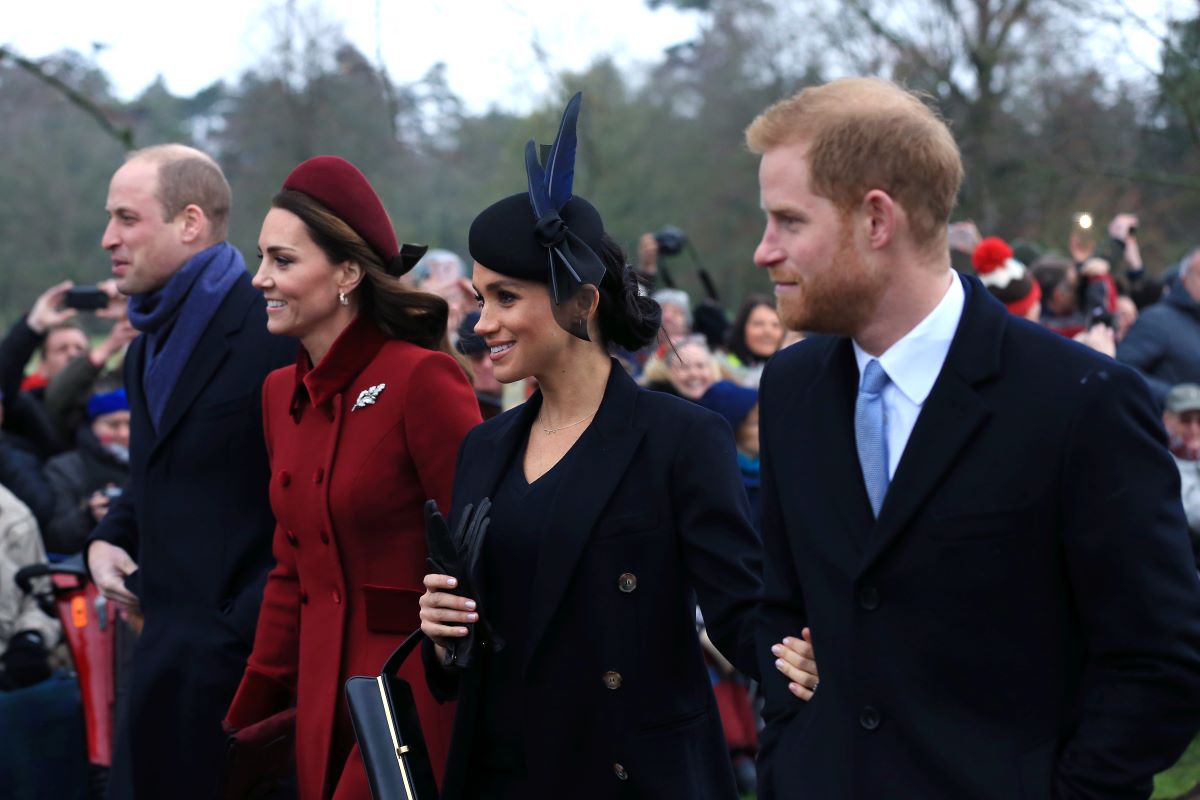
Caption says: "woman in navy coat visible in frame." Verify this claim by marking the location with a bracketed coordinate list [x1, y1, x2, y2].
[418, 94, 763, 799]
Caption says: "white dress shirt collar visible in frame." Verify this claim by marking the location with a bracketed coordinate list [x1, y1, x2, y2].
[852, 272, 965, 405]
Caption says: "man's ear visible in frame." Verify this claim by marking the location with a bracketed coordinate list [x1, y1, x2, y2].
[177, 204, 209, 245]
[862, 190, 897, 251]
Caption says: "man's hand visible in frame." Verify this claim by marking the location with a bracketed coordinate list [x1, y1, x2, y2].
[637, 232, 659, 275]
[1069, 230, 1096, 265]
[1108, 213, 1139, 242]
[87, 539, 140, 608]
[90, 318, 138, 368]
[27, 280, 77, 334]
[94, 279, 127, 320]
[88, 489, 112, 522]
[947, 220, 982, 255]
[1073, 324, 1116, 358]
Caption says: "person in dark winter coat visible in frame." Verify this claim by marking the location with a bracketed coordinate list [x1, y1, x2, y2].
[0, 391, 55, 531]
[42, 388, 131, 555]
[86, 144, 295, 800]
[1117, 247, 1200, 405]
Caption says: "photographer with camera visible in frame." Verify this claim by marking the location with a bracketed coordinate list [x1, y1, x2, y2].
[0, 279, 127, 462]
[41, 386, 130, 555]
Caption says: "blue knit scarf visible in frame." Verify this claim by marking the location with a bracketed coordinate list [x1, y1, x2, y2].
[126, 242, 245, 429]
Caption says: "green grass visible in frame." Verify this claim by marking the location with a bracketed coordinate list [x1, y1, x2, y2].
[1154, 737, 1200, 799]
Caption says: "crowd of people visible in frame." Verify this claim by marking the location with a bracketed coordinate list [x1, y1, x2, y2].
[0, 76, 1199, 800]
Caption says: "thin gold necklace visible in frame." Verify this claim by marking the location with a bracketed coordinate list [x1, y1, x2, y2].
[539, 407, 599, 434]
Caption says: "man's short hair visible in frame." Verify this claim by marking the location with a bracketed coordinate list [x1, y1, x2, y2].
[40, 321, 86, 358]
[745, 77, 963, 248]
[126, 144, 231, 241]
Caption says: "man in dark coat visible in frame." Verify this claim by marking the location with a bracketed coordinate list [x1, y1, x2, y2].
[1117, 246, 1200, 405]
[750, 78, 1200, 799]
[87, 144, 294, 800]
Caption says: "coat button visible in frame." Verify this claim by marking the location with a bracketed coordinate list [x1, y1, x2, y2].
[313, 468, 324, 484]
[332, 590, 342, 605]
[860, 705, 881, 731]
[299, 591, 308, 605]
[279, 471, 291, 487]
[618, 573, 637, 593]
[613, 763, 629, 781]
[858, 586, 880, 611]
[602, 671, 623, 690]
[320, 530, 330, 545]
[220, 599, 233, 615]
[285, 530, 298, 547]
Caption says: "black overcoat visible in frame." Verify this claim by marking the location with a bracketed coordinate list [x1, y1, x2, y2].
[756, 274, 1200, 799]
[89, 273, 295, 800]
[425, 362, 763, 799]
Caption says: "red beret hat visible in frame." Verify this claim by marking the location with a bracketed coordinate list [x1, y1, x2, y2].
[281, 156, 425, 275]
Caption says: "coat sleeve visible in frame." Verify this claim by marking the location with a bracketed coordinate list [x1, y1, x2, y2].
[224, 376, 299, 731]
[1054, 364, 1200, 797]
[670, 407, 763, 679]
[754, 362, 810, 800]
[0, 317, 41, 418]
[42, 454, 92, 555]
[403, 353, 482, 514]
[43, 354, 102, 442]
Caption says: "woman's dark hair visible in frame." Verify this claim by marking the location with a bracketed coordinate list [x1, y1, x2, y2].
[727, 295, 779, 366]
[594, 234, 662, 351]
[272, 190, 451, 353]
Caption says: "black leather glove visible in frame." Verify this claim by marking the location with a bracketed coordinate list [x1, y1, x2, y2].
[425, 498, 499, 668]
[1, 629, 51, 690]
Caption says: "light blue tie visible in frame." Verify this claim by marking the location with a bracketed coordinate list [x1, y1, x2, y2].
[855, 359, 891, 517]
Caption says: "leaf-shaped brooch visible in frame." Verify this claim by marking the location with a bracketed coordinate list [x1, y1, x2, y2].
[352, 383, 386, 412]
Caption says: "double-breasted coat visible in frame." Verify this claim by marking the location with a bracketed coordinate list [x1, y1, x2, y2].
[225, 316, 481, 799]
[424, 362, 763, 799]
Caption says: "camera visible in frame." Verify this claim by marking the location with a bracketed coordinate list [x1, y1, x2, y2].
[103, 486, 123, 501]
[65, 286, 110, 310]
[653, 226, 687, 257]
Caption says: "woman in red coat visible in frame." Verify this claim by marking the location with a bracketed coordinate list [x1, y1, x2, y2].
[224, 156, 481, 798]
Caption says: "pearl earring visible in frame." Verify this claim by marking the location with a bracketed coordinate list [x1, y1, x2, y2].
[338, 291, 349, 306]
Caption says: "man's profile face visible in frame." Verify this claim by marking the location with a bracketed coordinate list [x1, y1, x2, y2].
[753, 142, 885, 336]
[101, 159, 189, 295]
[42, 327, 88, 379]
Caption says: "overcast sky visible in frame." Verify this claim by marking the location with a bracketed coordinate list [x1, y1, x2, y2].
[4, 0, 1192, 114]
[3, 0, 702, 113]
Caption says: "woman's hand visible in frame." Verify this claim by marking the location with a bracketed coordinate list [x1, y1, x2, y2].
[419, 573, 478, 664]
[772, 627, 820, 700]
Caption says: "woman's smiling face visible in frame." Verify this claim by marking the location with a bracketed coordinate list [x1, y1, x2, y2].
[471, 262, 573, 384]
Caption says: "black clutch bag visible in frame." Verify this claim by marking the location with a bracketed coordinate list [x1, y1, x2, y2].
[345, 630, 439, 800]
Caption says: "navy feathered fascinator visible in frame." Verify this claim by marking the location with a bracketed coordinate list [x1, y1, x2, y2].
[468, 92, 610, 340]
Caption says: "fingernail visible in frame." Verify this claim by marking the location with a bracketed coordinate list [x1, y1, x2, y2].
[781, 637, 792, 645]
[789, 682, 801, 692]
[465, 600, 476, 610]
[447, 577, 458, 587]
[467, 613, 478, 621]
[771, 645, 782, 655]
[775, 659, 785, 669]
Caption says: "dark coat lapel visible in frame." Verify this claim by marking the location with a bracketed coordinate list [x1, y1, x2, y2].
[124, 335, 157, 450]
[809, 337, 877, 551]
[152, 278, 254, 453]
[860, 275, 1004, 572]
[521, 362, 645, 674]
